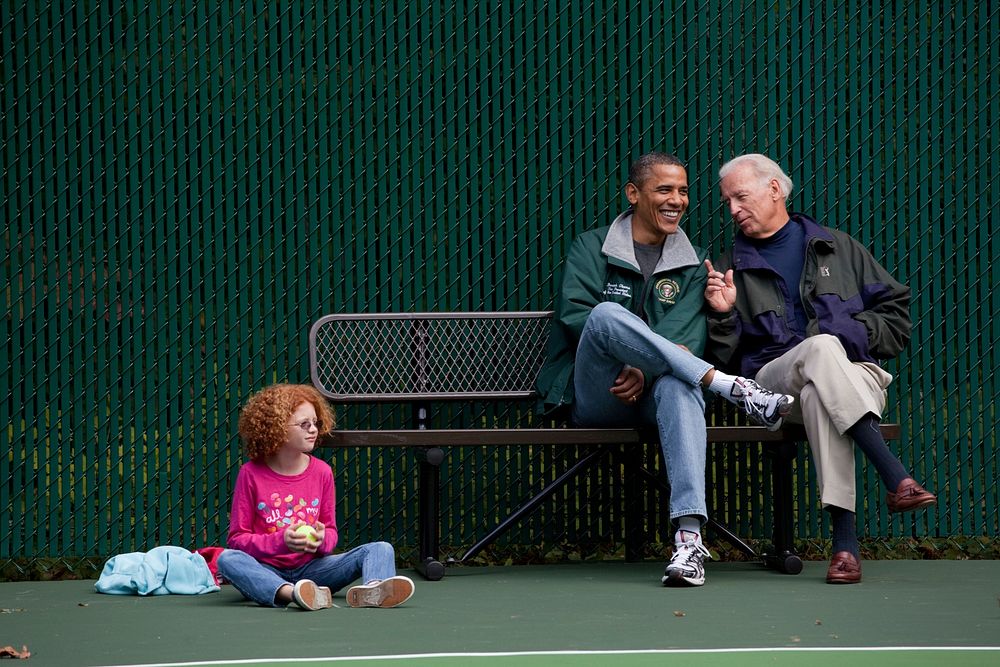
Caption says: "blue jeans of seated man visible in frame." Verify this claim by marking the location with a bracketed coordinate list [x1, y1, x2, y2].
[570, 302, 713, 523]
[217, 541, 397, 607]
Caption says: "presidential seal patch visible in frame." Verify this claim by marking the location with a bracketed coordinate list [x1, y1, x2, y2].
[654, 278, 680, 304]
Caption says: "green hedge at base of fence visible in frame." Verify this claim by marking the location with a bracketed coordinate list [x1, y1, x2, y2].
[4, 537, 998, 583]
[454, 536, 1000, 567]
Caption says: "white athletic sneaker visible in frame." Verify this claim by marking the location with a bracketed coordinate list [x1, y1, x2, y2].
[662, 536, 712, 587]
[292, 579, 333, 610]
[733, 378, 795, 431]
[346, 575, 415, 608]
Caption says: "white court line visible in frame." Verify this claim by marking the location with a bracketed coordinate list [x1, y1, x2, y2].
[96, 645, 1000, 667]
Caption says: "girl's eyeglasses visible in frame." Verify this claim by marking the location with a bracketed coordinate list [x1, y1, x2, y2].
[291, 419, 323, 432]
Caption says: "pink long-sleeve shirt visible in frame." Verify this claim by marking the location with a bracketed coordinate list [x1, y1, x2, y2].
[225, 456, 339, 569]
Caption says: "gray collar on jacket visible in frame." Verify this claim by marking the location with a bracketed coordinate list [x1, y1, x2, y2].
[601, 210, 701, 274]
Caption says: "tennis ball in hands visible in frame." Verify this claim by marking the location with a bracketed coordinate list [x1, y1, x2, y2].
[294, 524, 321, 543]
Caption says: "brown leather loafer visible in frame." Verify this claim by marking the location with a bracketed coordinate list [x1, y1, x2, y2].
[886, 478, 937, 513]
[826, 551, 862, 584]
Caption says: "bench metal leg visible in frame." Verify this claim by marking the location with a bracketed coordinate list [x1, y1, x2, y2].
[457, 445, 612, 564]
[411, 400, 445, 581]
[414, 446, 446, 580]
[762, 440, 803, 575]
[622, 444, 645, 562]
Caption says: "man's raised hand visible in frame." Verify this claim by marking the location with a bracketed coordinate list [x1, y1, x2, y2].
[704, 259, 736, 313]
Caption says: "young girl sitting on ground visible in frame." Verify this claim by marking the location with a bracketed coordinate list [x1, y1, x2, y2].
[216, 383, 414, 610]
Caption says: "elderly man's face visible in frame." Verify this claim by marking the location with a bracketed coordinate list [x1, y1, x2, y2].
[719, 163, 788, 239]
[625, 163, 689, 244]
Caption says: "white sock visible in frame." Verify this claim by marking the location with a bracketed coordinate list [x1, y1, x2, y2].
[708, 370, 744, 402]
[676, 517, 702, 544]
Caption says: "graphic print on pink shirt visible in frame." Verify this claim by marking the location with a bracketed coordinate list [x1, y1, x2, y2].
[257, 493, 322, 533]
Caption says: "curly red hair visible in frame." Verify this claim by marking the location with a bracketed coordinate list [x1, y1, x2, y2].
[237, 384, 336, 460]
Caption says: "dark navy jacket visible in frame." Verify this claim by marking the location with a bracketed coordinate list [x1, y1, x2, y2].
[707, 214, 911, 377]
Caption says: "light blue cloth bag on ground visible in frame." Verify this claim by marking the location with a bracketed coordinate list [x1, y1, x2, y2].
[95, 545, 220, 595]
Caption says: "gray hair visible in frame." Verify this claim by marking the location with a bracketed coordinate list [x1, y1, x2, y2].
[719, 154, 794, 199]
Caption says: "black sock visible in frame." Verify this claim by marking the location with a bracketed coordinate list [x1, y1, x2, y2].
[846, 414, 909, 490]
[828, 507, 859, 558]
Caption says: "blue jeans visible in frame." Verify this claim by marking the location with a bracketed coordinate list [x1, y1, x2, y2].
[216, 541, 397, 607]
[570, 302, 712, 523]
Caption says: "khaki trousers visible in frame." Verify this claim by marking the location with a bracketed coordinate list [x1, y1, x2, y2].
[754, 334, 893, 511]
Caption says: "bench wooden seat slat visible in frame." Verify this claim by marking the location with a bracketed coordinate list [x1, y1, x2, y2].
[323, 424, 898, 447]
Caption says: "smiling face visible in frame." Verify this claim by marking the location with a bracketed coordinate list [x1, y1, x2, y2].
[285, 401, 320, 455]
[719, 162, 789, 239]
[625, 163, 689, 244]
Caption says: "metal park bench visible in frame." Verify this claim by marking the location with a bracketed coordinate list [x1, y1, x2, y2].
[309, 311, 900, 581]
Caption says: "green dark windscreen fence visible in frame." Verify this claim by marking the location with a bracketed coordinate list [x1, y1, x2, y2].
[2, 2, 997, 577]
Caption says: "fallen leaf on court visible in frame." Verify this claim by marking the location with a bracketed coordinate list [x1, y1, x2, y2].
[815, 619, 822, 625]
[0, 644, 31, 659]
[0, 609, 26, 614]
[672, 610, 685, 617]
[78, 602, 89, 607]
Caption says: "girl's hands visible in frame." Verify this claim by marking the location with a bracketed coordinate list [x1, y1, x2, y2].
[285, 521, 326, 553]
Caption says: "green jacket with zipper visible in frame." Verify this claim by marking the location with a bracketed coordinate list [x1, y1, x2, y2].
[536, 211, 710, 414]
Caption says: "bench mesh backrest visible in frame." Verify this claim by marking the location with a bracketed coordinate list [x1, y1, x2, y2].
[309, 312, 553, 401]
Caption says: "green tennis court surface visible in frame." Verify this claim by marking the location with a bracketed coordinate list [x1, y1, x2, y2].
[92, 649, 1000, 667]
[3, 560, 998, 666]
